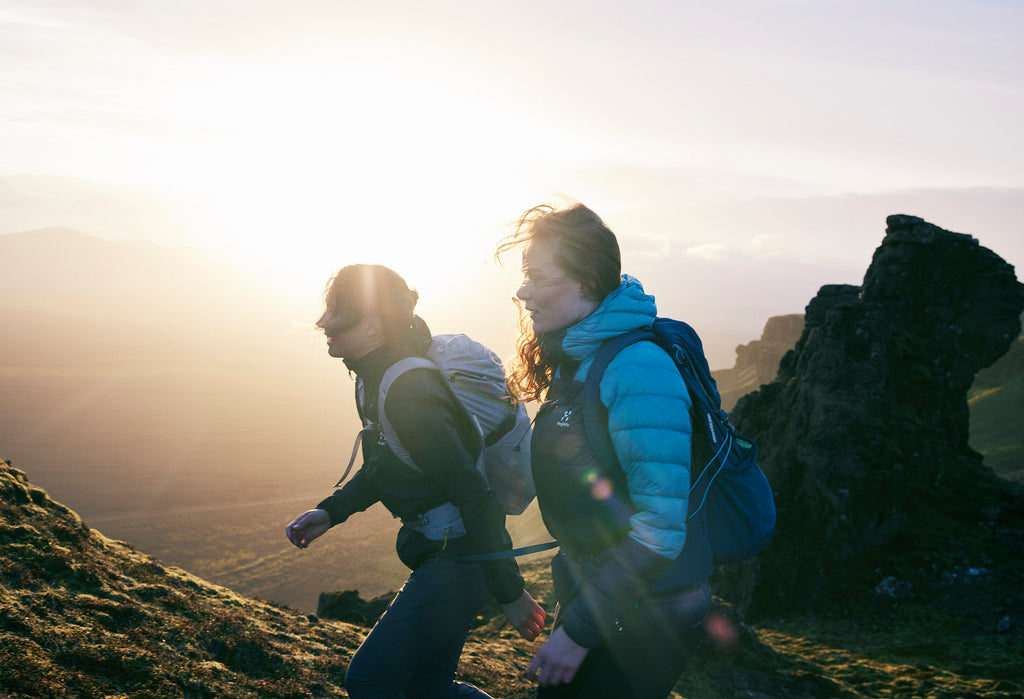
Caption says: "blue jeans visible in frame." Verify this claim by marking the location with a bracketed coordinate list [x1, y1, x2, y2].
[344, 558, 495, 699]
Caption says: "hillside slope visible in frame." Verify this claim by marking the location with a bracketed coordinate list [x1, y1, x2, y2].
[0, 459, 362, 697]
[0, 458, 559, 698]
[5, 455, 1024, 698]
[970, 321, 1024, 482]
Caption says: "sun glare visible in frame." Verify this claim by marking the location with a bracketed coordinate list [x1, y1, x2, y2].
[159, 56, 559, 310]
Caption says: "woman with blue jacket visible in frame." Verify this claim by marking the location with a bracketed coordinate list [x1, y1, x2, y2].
[497, 203, 713, 698]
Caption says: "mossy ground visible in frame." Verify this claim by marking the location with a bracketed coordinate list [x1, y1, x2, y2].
[4, 457, 1022, 698]
[454, 558, 1024, 699]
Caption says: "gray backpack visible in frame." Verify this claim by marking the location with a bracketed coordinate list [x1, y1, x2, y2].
[337, 334, 535, 516]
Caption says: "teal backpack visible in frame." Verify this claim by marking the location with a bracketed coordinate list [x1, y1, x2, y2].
[584, 319, 776, 563]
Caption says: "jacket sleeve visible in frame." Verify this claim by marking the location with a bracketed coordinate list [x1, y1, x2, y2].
[561, 341, 693, 647]
[316, 467, 380, 526]
[385, 369, 525, 604]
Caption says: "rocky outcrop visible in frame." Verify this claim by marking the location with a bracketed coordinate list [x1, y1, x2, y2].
[317, 589, 394, 626]
[726, 215, 1024, 615]
[714, 314, 804, 412]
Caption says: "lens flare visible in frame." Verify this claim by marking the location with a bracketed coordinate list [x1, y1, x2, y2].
[585, 471, 614, 501]
[703, 611, 740, 649]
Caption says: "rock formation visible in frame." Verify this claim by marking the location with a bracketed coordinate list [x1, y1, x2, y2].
[727, 215, 1024, 615]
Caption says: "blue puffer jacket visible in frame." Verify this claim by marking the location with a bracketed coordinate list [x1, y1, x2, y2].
[539, 275, 711, 648]
[561, 275, 692, 556]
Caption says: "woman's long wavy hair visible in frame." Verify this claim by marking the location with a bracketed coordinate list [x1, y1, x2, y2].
[496, 203, 621, 403]
[320, 264, 420, 346]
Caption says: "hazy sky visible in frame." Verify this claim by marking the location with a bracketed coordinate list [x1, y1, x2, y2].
[2, 0, 1023, 363]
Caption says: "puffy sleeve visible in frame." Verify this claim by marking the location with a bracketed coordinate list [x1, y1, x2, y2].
[601, 341, 693, 559]
[559, 340, 693, 647]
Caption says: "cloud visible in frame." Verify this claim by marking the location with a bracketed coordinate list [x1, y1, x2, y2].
[618, 231, 672, 260]
[744, 233, 793, 259]
[685, 243, 731, 261]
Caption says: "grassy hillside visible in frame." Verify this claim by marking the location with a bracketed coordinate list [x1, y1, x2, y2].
[0, 460, 360, 698]
[970, 331, 1024, 483]
[5, 458, 1022, 698]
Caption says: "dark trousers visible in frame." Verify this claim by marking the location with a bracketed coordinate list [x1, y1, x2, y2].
[344, 558, 494, 699]
[537, 579, 712, 699]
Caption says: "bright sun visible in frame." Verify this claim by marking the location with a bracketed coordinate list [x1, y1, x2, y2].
[165, 58, 556, 313]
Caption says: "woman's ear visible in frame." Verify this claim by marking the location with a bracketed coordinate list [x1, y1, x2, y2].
[362, 314, 385, 341]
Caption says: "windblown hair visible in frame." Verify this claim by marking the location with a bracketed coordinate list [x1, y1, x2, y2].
[320, 264, 419, 345]
[496, 203, 621, 402]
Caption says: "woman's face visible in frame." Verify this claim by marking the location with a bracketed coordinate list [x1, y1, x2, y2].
[517, 240, 600, 334]
[317, 307, 380, 360]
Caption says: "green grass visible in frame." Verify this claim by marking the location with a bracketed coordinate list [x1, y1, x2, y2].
[969, 337, 1024, 482]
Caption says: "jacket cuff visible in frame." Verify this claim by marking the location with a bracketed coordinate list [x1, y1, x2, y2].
[484, 560, 525, 604]
[561, 601, 605, 648]
[315, 494, 347, 527]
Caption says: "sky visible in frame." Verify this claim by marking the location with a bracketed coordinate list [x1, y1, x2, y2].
[2, 0, 1023, 366]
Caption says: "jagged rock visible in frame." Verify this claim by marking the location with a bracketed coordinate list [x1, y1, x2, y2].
[317, 589, 394, 626]
[724, 215, 1024, 615]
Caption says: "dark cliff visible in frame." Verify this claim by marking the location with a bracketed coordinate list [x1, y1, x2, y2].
[728, 215, 1024, 616]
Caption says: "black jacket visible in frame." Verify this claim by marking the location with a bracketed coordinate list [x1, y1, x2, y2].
[316, 330, 524, 604]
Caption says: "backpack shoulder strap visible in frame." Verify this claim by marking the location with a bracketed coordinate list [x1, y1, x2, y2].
[377, 355, 438, 472]
[581, 329, 659, 470]
[655, 320, 719, 419]
[651, 319, 730, 449]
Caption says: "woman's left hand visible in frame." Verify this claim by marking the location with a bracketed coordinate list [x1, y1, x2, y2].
[527, 626, 588, 686]
[500, 590, 547, 641]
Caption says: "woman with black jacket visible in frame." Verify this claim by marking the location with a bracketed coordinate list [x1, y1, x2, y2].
[286, 264, 545, 699]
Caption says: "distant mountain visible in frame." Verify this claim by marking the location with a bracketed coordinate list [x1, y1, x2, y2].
[0, 226, 308, 367]
[0, 174, 194, 247]
[712, 314, 804, 412]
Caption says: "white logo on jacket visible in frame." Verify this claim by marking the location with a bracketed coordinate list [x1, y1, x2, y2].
[556, 409, 573, 428]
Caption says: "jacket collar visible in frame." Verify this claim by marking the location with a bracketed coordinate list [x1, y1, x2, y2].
[343, 344, 408, 384]
[560, 274, 657, 362]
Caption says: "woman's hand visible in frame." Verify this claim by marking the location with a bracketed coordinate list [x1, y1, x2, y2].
[285, 509, 331, 548]
[527, 626, 588, 686]
[500, 590, 547, 641]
